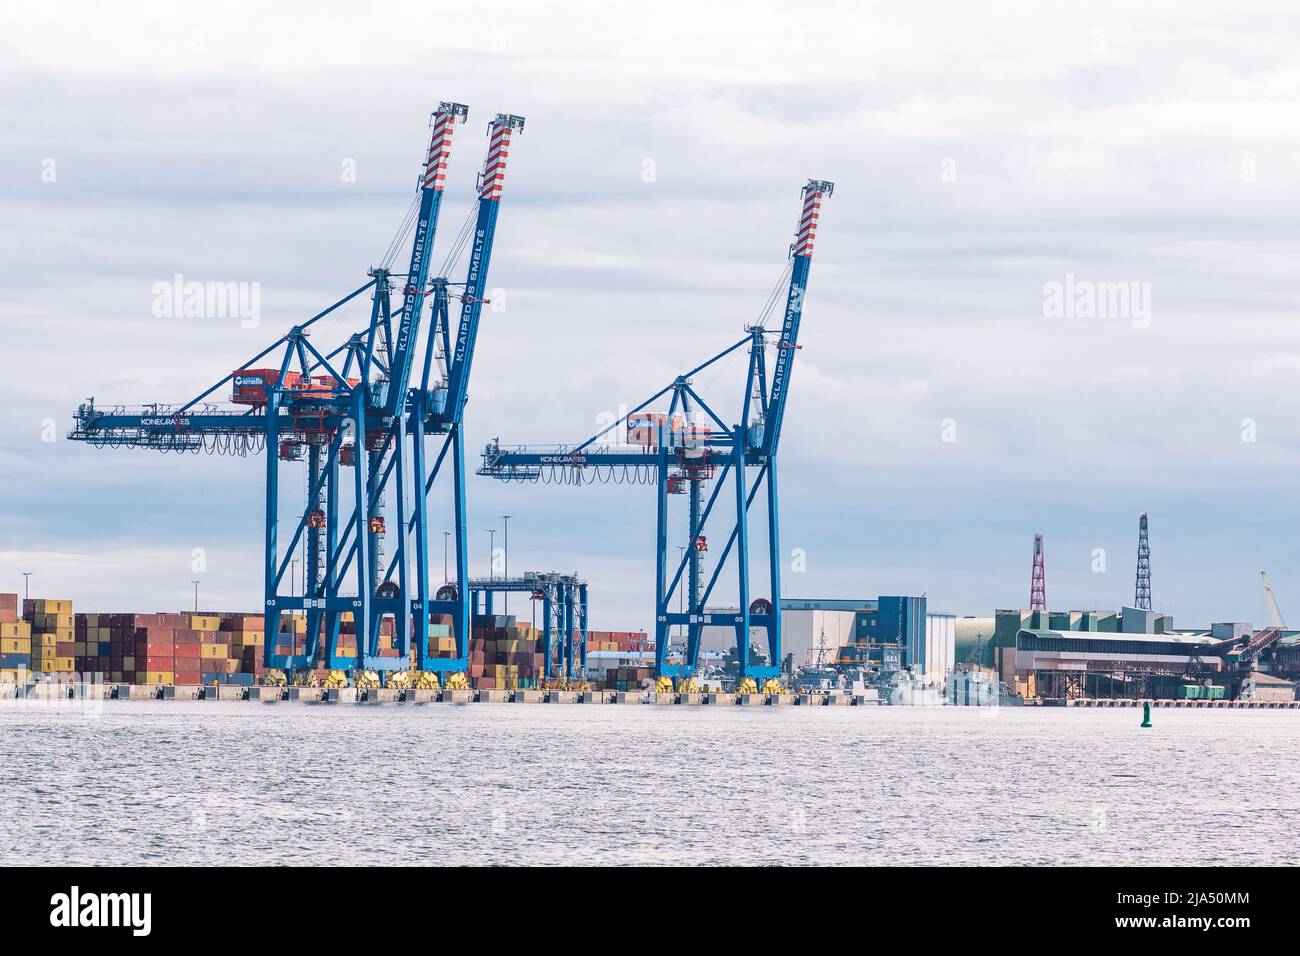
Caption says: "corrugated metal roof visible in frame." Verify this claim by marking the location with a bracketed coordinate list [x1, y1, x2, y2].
[1019, 628, 1216, 646]
[781, 598, 878, 611]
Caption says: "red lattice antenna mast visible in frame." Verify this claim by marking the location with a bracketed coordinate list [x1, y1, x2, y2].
[1030, 533, 1046, 611]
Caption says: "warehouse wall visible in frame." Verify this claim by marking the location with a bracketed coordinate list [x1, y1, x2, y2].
[921, 613, 956, 687]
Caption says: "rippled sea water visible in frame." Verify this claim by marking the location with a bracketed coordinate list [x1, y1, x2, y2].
[2, 700, 1297, 866]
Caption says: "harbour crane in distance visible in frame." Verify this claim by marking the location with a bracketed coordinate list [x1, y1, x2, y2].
[1229, 568, 1291, 668]
[68, 103, 526, 681]
[480, 179, 834, 684]
[1260, 569, 1286, 629]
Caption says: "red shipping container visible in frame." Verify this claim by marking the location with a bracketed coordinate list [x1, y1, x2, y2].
[231, 368, 303, 406]
[173, 644, 200, 659]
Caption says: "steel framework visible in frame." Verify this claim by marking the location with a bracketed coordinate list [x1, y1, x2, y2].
[68, 103, 526, 676]
[469, 572, 589, 680]
[1030, 533, 1046, 611]
[1134, 512, 1152, 610]
[479, 180, 833, 681]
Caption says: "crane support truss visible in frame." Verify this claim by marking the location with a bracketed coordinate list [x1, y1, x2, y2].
[68, 104, 526, 676]
[480, 180, 833, 680]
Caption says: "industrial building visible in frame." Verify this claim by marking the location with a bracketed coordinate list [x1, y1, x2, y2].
[779, 596, 955, 687]
[975, 605, 1300, 701]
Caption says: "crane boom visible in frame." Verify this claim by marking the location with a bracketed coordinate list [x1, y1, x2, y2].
[383, 102, 468, 417]
[444, 113, 525, 422]
[760, 179, 834, 457]
[1261, 569, 1286, 628]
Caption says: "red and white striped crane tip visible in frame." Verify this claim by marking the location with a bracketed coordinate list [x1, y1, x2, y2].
[422, 101, 469, 191]
[792, 178, 835, 258]
[479, 113, 526, 201]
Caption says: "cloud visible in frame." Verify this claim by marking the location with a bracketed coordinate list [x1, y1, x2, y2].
[1, 1, 1299, 631]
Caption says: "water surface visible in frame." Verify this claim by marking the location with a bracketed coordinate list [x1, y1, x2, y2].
[3, 701, 1296, 865]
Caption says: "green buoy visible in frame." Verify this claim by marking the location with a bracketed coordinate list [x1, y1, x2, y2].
[1141, 700, 1152, 728]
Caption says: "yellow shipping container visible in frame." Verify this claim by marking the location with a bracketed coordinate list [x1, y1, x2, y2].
[34, 657, 74, 672]
[1, 638, 31, 654]
[0, 668, 31, 682]
[29, 599, 73, 614]
[142, 672, 174, 685]
[0, 622, 31, 638]
[199, 644, 227, 660]
[231, 631, 265, 646]
[190, 615, 221, 631]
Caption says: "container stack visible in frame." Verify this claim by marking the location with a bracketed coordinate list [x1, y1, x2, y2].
[222, 614, 265, 682]
[375, 616, 401, 661]
[187, 613, 239, 685]
[102, 612, 184, 685]
[25, 598, 75, 676]
[413, 618, 457, 666]
[602, 664, 655, 691]
[331, 613, 360, 668]
[74, 613, 112, 678]
[587, 630, 652, 653]
[0, 592, 31, 682]
[468, 615, 543, 689]
[584, 629, 655, 688]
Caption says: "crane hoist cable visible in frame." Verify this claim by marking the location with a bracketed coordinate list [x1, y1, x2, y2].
[757, 260, 794, 330]
[380, 193, 422, 270]
[688, 260, 792, 416]
[436, 203, 479, 279]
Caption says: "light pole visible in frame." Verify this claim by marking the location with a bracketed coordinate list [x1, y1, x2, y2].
[21, 572, 30, 603]
[502, 515, 510, 613]
[443, 531, 450, 584]
[487, 529, 497, 581]
[191, 579, 200, 614]
[290, 558, 299, 599]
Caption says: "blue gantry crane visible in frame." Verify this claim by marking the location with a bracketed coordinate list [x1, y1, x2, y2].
[68, 102, 526, 680]
[469, 572, 589, 681]
[479, 179, 833, 683]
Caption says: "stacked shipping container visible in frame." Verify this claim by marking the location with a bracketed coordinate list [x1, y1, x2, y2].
[0, 592, 653, 691]
[0, 593, 30, 681]
[26, 598, 74, 675]
[469, 615, 543, 689]
[583, 629, 654, 690]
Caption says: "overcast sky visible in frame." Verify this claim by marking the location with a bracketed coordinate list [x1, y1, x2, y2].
[1, 1, 1299, 632]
